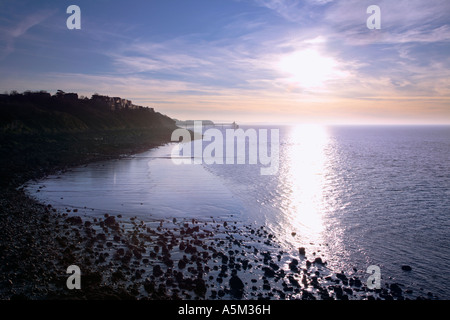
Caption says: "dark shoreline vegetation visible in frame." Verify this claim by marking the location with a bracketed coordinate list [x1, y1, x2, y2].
[0, 91, 437, 300]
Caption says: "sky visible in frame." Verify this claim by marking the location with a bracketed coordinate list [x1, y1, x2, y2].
[0, 0, 449, 124]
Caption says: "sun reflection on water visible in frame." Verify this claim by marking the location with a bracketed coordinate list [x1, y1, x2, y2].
[282, 124, 330, 245]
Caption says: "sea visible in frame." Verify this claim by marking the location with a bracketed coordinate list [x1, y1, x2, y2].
[25, 125, 450, 298]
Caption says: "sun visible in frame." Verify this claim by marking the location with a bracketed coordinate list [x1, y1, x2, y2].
[278, 49, 340, 89]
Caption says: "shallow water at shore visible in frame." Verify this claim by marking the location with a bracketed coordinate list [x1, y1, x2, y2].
[26, 145, 244, 220]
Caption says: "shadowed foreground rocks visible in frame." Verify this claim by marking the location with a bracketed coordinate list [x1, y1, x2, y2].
[0, 188, 437, 300]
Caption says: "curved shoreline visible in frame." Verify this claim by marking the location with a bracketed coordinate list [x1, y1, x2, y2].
[0, 133, 439, 300]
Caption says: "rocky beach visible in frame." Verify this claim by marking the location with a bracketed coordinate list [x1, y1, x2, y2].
[0, 180, 436, 300]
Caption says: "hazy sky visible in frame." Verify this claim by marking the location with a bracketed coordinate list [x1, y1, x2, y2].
[1, 0, 449, 124]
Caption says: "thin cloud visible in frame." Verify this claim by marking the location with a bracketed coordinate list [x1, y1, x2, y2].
[0, 9, 55, 60]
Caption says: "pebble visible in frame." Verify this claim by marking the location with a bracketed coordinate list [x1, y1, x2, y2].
[401, 265, 412, 271]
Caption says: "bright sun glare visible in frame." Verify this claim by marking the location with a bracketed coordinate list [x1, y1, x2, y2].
[287, 124, 329, 237]
[278, 49, 340, 89]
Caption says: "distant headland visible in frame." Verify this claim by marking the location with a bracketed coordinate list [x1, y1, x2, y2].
[175, 119, 215, 127]
[175, 119, 239, 129]
[0, 90, 176, 134]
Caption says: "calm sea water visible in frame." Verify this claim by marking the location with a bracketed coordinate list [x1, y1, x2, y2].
[26, 125, 450, 298]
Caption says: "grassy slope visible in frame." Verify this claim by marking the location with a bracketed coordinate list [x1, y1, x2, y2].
[0, 95, 178, 188]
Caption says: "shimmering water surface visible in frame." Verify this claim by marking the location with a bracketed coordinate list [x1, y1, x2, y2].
[26, 125, 450, 298]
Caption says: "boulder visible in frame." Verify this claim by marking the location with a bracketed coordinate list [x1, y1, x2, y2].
[178, 259, 186, 269]
[229, 275, 245, 298]
[313, 257, 325, 265]
[104, 216, 116, 227]
[153, 265, 163, 277]
[401, 265, 412, 271]
[262, 267, 276, 278]
[66, 216, 82, 225]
